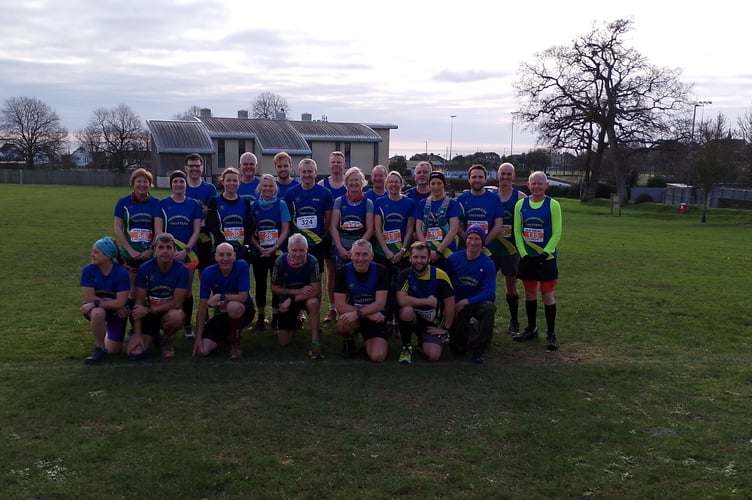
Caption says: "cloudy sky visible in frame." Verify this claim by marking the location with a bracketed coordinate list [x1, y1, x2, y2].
[2, 0, 750, 158]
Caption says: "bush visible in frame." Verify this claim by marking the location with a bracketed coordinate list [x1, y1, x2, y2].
[646, 175, 668, 188]
[634, 193, 654, 204]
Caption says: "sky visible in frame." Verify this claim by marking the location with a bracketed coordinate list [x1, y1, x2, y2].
[2, 0, 751, 159]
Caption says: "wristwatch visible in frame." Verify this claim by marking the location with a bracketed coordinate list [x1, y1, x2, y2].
[92, 299, 100, 308]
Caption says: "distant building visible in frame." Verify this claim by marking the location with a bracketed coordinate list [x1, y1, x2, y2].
[146, 110, 397, 186]
[70, 146, 92, 168]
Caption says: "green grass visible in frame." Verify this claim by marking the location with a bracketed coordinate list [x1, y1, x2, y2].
[1, 184, 751, 498]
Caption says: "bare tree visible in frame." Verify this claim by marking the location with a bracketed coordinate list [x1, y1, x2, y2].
[252, 92, 290, 119]
[514, 19, 690, 203]
[693, 113, 743, 222]
[173, 105, 203, 121]
[0, 96, 67, 168]
[78, 104, 148, 172]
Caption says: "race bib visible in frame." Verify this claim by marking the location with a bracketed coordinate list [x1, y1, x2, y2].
[500, 224, 513, 238]
[148, 296, 171, 307]
[296, 215, 317, 230]
[523, 227, 544, 243]
[341, 220, 364, 231]
[258, 229, 279, 247]
[223, 227, 244, 242]
[467, 220, 489, 233]
[128, 228, 153, 244]
[415, 307, 437, 323]
[384, 229, 401, 245]
[426, 227, 443, 242]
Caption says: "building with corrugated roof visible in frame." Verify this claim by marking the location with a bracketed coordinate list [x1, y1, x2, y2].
[146, 110, 397, 186]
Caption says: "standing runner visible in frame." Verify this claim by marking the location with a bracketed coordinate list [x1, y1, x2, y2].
[160, 169, 202, 338]
[513, 171, 562, 352]
[490, 162, 527, 336]
[318, 151, 347, 322]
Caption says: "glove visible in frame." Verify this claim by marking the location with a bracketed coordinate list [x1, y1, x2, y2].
[538, 252, 549, 263]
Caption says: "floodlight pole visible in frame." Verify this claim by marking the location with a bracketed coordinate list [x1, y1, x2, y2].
[449, 115, 456, 164]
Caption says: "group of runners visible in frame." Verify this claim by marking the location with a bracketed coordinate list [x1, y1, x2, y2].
[79, 151, 562, 365]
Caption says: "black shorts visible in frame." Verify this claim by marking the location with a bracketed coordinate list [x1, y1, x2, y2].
[277, 301, 306, 331]
[202, 307, 255, 343]
[493, 253, 520, 277]
[196, 234, 215, 270]
[517, 256, 558, 282]
[307, 243, 326, 265]
[140, 312, 166, 337]
[357, 318, 388, 341]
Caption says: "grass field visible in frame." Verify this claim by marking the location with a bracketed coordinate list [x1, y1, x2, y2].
[0, 184, 751, 499]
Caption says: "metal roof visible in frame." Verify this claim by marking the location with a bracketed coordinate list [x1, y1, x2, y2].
[149, 116, 394, 156]
[146, 120, 214, 154]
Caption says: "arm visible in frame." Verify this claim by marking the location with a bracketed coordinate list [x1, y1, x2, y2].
[485, 216, 504, 245]
[113, 216, 139, 258]
[330, 208, 347, 257]
[543, 199, 562, 255]
[441, 295, 455, 330]
[362, 203, 374, 241]
[513, 200, 527, 256]
[373, 213, 392, 258]
[414, 219, 426, 242]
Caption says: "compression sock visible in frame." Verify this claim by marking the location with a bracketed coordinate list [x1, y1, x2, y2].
[182, 295, 194, 327]
[399, 320, 413, 346]
[525, 299, 538, 331]
[544, 303, 557, 334]
[506, 294, 519, 322]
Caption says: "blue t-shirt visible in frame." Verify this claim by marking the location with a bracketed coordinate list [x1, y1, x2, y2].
[374, 196, 415, 256]
[79, 263, 130, 300]
[135, 259, 190, 306]
[199, 260, 254, 310]
[457, 190, 504, 236]
[251, 198, 291, 253]
[276, 179, 300, 199]
[404, 187, 431, 204]
[445, 251, 496, 304]
[113, 194, 162, 256]
[284, 184, 334, 246]
[159, 196, 202, 246]
[365, 189, 387, 204]
[238, 178, 260, 201]
[186, 181, 218, 207]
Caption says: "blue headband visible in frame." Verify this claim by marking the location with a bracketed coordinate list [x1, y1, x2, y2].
[95, 237, 118, 260]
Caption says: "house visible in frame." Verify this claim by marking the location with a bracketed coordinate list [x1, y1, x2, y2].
[146, 110, 398, 187]
[0, 142, 23, 162]
[70, 146, 92, 168]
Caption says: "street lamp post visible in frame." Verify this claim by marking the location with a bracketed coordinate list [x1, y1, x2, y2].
[425, 141, 428, 156]
[687, 100, 712, 188]
[690, 100, 712, 144]
[449, 115, 456, 164]
[510, 114, 515, 156]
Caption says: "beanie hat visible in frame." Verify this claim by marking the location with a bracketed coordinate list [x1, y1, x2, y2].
[465, 224, 486, 246]
[429, 171, 446, 186]
[95, 236, 119, 260]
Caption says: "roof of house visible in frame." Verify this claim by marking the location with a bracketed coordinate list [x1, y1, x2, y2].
[147, 120, 215, 154]
[147, 117, 395, 156]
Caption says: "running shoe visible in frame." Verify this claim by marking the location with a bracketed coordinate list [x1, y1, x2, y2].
[84, 347, 108, 365]
[160, 338, 175, 359]
[340, 339, 355, 358]
[308, 343, 324, 360]
[546, 332, 558, 352]
[184, 324, 195, 340]
[398, 345, 413, 365]
[324, 309, 337, 323]
[471, 351, 486, 364]
[513, 327, 539, 342]
[230, 342, 243, 361]
[253, 317, 267, 332]
[508, 319, 520, 337]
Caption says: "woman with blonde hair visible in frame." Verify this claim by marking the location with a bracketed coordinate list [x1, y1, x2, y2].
[330, 166, 375, 270]
[250, 173, 291, 331]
